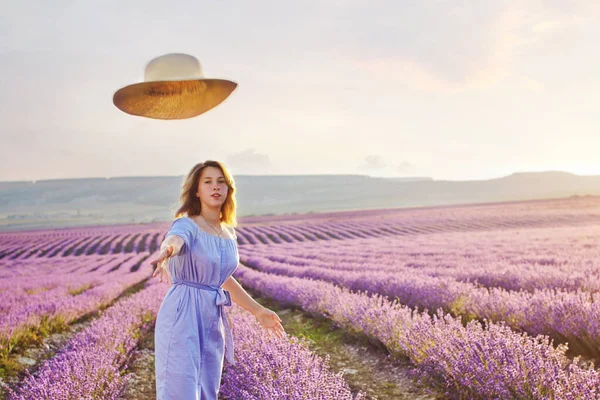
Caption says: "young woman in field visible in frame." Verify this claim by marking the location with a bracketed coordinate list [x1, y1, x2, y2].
[114, 53, 284, 399]
[149, 160, 285, 399]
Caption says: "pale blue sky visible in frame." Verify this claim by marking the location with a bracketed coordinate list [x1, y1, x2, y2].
[1, 0, 599, 182]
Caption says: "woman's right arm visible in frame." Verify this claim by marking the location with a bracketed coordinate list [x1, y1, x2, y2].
[160, 235, 185, 257]
[150, 235, 185, 283]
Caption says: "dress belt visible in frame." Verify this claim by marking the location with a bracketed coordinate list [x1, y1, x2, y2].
[172, 279, 235, 365]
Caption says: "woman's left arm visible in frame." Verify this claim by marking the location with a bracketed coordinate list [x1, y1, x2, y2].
[222, 274, 286, 338]
[222, 275, 264, 315]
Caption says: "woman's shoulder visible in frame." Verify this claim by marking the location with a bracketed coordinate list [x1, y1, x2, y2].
[170, 216, 198, 231]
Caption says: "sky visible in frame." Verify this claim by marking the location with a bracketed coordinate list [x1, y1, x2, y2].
[1, 0, 599, 182]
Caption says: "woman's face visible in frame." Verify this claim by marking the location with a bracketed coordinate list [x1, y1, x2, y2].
[197, 166, 228, 210]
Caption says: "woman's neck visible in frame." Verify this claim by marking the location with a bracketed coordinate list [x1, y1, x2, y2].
[199, 210, 221, 226]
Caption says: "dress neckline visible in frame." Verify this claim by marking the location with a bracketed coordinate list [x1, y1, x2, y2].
[184, 216, 236, 241]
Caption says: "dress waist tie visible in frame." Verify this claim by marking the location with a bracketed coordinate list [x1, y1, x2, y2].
[172, 279, 235, 365]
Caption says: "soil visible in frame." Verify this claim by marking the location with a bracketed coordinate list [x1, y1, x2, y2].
[0, 318, 93, 399]
[267, 305, 445, 400]
[120, 325, 156, 400]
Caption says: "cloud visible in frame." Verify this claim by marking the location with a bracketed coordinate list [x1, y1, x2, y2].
[360, 155, 388, 170]
[225, 148, 274, 175]
[358, 155, 413, 172]
[396, 161, 413, 171]
[345, 1, 599, 91]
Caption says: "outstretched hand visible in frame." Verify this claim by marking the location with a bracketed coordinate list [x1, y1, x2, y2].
[150, 246, 173, 285]
[254, 307, 286, 339]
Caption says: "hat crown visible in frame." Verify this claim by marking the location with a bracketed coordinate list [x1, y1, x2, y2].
[144, 53, 205, 82]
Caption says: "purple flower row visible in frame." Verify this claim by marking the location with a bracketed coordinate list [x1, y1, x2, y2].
[0, 254, 113, 280]
[3, 194, 599, 259]
[233, 264, 600, 400]
[0, 253, 152, 357]
[221, 305, 365, 399]
[0, 254, 134, 310]
[7, 278, 363, 399]
[0, 229, 157, 260]
[238, 242, 600, 357]
[239, 222, 600, 294]
[6, 280, 168, 400]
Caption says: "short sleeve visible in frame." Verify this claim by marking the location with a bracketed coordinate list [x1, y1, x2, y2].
[164, 217, 196, 255]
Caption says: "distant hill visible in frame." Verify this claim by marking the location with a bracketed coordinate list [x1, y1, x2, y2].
[1, 171, 599, 231]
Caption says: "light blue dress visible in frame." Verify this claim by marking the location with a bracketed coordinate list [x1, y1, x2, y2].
[155, 216, 239, 400]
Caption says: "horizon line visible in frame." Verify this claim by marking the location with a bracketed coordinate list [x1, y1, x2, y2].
[0, 169, 597, 185]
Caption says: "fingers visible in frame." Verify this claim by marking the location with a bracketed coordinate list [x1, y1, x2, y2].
[155, 266, 165, 283]
[151, 257, 172, 284]
[261, 319, 286, 339]
[270, 324, 285, 339]
[277, 321, 285, 336]
[276, 322, 286, 337]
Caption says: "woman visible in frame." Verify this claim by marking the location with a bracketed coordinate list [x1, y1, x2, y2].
[149, 160, 286, 399]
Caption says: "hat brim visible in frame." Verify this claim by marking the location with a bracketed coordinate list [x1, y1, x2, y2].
[113, 79, 237, 120]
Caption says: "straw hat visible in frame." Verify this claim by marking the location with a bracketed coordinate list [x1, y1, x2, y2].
[113, 53, 237, 120]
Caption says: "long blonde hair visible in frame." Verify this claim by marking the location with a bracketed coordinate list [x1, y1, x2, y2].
[174, 160, 238, 227]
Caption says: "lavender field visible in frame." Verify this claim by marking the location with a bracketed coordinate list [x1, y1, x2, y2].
[1, 195, 599, 399]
